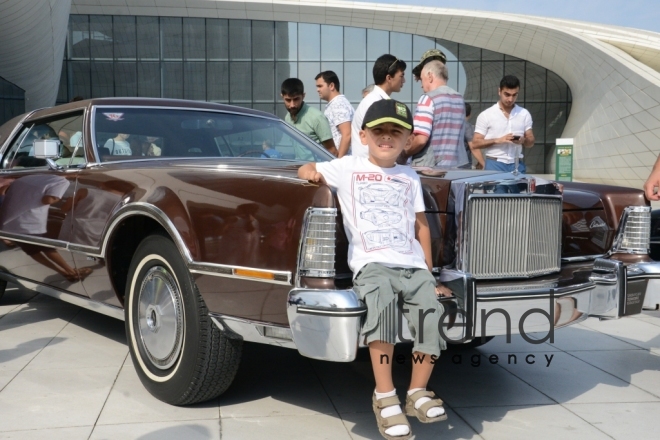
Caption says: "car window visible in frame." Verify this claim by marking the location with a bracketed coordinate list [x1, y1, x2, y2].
[0, 112, 85, 170]
[93, 107, 332, 163]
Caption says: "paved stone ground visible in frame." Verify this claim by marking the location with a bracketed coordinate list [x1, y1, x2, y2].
[1, 284, 659, 439]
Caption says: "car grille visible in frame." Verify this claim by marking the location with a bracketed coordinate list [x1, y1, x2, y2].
[464, 196, 562, 279]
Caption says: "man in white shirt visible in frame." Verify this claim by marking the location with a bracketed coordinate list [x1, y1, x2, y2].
[471, 75, 535, 173]
[316, 71, 354, 158]
[351, 54, 407, 158]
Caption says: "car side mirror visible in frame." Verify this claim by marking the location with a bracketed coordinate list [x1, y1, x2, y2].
[33, 139, 61, 159]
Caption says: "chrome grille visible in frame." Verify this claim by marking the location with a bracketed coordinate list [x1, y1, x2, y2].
[465, 197, 562, 279]
[298, 208, 336, 277]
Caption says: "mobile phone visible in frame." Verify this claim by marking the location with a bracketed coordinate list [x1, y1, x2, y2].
[512, 135, 521, 141]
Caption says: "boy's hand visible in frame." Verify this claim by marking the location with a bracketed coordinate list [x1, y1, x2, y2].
[435, 284, 454, 297]
[297, 163, 325, 183]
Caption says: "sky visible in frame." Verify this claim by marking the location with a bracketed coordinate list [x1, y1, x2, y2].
[362, 0, 660, 33]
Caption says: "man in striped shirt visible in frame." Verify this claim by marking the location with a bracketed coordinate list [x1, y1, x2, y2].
[401, 61, 469, 168]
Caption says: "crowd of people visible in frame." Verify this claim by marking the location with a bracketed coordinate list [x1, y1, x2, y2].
[281, 49, 536, 172]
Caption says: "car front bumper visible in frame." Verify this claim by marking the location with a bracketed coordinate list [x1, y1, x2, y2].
[286, 258, 660, 362]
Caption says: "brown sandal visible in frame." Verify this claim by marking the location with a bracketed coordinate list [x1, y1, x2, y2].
[405, 390, 448, 423]
[372, 394, 412, 440]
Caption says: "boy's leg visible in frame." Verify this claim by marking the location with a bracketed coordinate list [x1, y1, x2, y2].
[369, 340, 395, 393]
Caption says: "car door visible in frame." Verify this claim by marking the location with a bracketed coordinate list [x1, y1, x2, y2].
[0, 112, 88, 296]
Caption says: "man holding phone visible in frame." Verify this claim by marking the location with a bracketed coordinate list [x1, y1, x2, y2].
[471, 75, 535, 173]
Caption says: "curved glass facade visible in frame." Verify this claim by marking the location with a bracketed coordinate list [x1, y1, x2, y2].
[57, 15, 571, 173]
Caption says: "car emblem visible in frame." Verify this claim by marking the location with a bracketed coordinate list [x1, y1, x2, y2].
[103, 112, 124, 121]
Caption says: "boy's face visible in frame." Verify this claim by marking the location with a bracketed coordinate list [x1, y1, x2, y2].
[359, 122, 411, 167]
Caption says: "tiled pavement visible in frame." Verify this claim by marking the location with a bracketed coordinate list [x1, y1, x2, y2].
[1, 284, 659, 440]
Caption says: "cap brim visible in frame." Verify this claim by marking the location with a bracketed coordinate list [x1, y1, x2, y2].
[364, 117, 412, 130]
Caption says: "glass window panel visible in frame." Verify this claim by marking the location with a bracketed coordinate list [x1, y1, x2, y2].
[207, 62, 229, 102]
[547, 70, 568, 102]
[183, 18, 205, 61]
[506, 54, 523, 61]
[70, 61, 91, 100]
[344, 27, 366, 61]
[114, 16, 136, 60]
[90, 61, 113, 98]
[57, 62, 68, 103]
[389, 32, 412, 61]
[343, 62, 367, 104]
[229, 20, 251, 61]
[526, 103, 546, 144]
[546, 102, 567, 142]
[413, 35, 435, 61]
[525, 62, 546, 103]
[481, 48, 503, 61]
[276, 22, 296, 61]
[252, 21, 274, 60]
[184, 62, 206, 100]
[461, 61, 481, 102]
[161, 18, 183, 60]
[321, 25, 343, 61]
[89, 16, 113, 60]
[567, 88, 572, 103]
[276, 103, 288, 120]
[457, 61, 467, 96]
[276, 62, 297, 95]
[207, 19, 228, 61]
[115, 62, 137, 97]
[253, 62, 275, 102]
[435, 39, 458, 62]
[137, 62, 160, 97]
[459, 44, 481, 61]
[299, 23, 320, 61]
[230, 62, 251, 102]
[137, 17, 159, 60]
[163, 62, 183, 98]
[367, 29, 389, 61]
[445, 61, 458, 92]
[70, 15, 90, 59]
[253, 103, 275, 115]
[481, 61, 503, 103]
[504, 61, 525, 102]
[298, 62, 321, 102]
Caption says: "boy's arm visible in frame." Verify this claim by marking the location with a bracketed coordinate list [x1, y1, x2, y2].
[297, 162, 326, 183]
[415, 212, 433, 271]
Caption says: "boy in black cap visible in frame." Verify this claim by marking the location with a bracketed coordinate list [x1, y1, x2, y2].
[298, 100, 449, 440]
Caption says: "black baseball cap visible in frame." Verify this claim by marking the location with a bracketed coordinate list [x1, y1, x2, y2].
[362, 99, 413, 130]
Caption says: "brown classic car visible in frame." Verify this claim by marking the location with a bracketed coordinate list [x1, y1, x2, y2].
[0, 98, 657, 405]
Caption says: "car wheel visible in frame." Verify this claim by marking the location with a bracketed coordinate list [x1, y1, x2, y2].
[125, 234, 242, 405]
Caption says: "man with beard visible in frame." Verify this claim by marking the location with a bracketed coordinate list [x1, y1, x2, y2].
[281, 78, 337, 158]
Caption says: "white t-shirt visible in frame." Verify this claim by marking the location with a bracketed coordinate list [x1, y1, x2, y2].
[350, 85, 390, 158]
[103, 138, 132, 155]
[0, 175, 70, 235]
[324, 94, 355, 150]
[316, 156, 428, 276]
[474, 103, 533, 164]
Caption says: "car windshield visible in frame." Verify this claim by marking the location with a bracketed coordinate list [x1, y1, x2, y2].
[93, 107, 333, 163]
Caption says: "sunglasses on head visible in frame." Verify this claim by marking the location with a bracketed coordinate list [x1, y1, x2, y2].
[387, 58, 401, 74]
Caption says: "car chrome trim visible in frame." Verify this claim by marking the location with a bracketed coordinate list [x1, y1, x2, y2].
[0, 110, 38, 154]
[561, 254, 606, 262]
[209, 314, 297, 349]
[190, 262, 292, 285]
[0, 232, 68, 250]
[0, 273, 124, 320]
[286, 288, 364, 362]
[611, 206, 651, 254]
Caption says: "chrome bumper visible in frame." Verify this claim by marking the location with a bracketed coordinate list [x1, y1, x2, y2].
[471, 258, 660, 338]
[286, 288, 366, 362]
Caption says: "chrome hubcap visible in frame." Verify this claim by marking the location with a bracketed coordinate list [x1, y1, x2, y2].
[137, 266, 183, 370]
